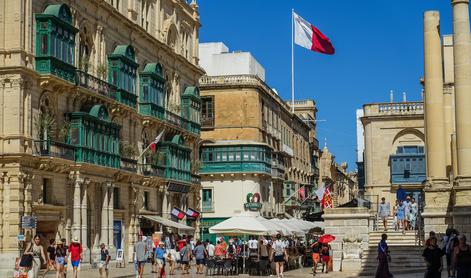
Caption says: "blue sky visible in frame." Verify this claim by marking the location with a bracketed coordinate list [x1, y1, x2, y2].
[198, 0, 454, 170]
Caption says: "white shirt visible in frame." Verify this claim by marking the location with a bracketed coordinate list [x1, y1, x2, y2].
[248, 239, 258, 249]
[206, 244, 215, 257]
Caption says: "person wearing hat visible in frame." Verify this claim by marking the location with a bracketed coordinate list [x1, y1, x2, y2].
[154, 241, 166, 278]
[99, 243, 111, 278]
[68, 237, 82, 278]
[55, 240, 67, 278]
[134, 236, 148, 278]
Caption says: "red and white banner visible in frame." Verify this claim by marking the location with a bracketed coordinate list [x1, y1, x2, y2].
[321, 187, 333, 209]
[171, 207, 185, 220]
[294, 11, 334, 55]
[149, 130, 165, 152]
[185, 208, 200, 219]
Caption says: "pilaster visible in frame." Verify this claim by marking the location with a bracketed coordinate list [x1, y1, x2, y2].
[101, 182, 109, 246]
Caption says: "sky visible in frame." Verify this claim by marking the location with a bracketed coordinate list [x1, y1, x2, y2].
[197, 0, 455, 170]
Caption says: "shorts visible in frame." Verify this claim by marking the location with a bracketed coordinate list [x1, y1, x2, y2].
[71, 259, 80, 268]
[155, 259, 164, 267]
[274, 255, 285, 262]
[55, 257, 65, 266]
[380, 215, 388, 220]
[397, 214, 405, 221]
[196, 259, 205, 265]
[322, 255, 330, 263]
[98, 261, 109, 270]
[312, 253, 320, 264]
[180, 260, 189, 265]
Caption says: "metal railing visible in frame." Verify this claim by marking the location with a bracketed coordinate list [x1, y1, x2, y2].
[120, 157, 138, 173]
[201, 117, 214, 128]
[202, 201, 214, 213]
[76, 70, 117, 100]
[33, 140, 75, 161]
[139, 164, 165, 177]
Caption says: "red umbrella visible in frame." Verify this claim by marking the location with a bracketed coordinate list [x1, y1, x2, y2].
[319, 234, 336, 244]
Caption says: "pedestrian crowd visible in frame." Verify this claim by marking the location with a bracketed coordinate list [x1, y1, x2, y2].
[378, 186, 419, 233]
[375, 228, 471, 278]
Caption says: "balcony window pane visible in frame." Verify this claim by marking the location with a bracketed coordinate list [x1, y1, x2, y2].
[41, 35, 48, 55]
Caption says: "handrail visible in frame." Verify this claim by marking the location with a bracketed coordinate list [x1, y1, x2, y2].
[76, 70, 117, 100]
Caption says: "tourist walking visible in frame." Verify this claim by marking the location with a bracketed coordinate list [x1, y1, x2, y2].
[180, 240, 192, 274]
[444, 229, 459, 277]
[99, 243, 111, 278]
[55, 241, 67, 278]
[259, 237, 269, 261]
[206, 239, 215, 259]
[310, 237, 321, 276]
[60, 238, 68, 278]
[409, 197, 418, 230]
[453, 235, 471, 278]
[24, 234, 47, 278]
[392, 200, 399, 231]
[396, 185, 406, 201]
[320, 243, 331, 273]
[248, 236, 258, 258]
[378, 197, 391, 231]
[68, 237, 83, 278]
[403, 196, 411, 230]
[44, 239, 56, 277]
[375, 233, 392, 278]
[422, 236, 444, 278]
[194, 240, 207, 274]
[154, 242, 166, 278]
[396, 200, 406, 234]
[134, 236, 148, 278]
[271, 234, 287, 278]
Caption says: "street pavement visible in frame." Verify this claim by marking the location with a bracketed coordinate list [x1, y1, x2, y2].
[41, 264, 448, 278]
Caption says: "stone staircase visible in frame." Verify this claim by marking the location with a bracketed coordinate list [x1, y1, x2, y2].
[359, 220, 426, 276]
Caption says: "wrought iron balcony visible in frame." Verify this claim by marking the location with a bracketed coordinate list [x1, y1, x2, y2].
[76, 70, 117, 100]
[202, 201, 214, 213]
[191, 174, 201, 184]
[120, 157, 138, 173]
[201, 117, 214, 129]
[139, 164, 165, 177]
[33, 140, 75, 161]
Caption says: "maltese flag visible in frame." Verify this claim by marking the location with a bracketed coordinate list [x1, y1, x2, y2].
[293, 11, 335, 55]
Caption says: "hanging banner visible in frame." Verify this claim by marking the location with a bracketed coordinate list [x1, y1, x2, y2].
[185, 208, 200, 219]
[171, 207, 185, 220]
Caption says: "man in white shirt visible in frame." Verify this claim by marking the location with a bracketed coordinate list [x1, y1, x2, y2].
[403, 196, 411, 230]
[248, 236, 258, 258]
[205, 240, 215, 258]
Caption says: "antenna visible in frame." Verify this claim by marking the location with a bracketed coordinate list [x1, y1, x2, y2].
[324, 137, 327, 148]
[390, 90, 394, 103]
[402, 92, 407, 102]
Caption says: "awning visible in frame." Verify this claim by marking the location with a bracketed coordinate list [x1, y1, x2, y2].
[141, 215, 195, 232]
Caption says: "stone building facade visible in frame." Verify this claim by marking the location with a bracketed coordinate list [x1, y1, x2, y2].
[318, 147, 357, 207]
[360, 101, 425, 209]
[197, 48, 315, 239]
[0, 0, 203, 274]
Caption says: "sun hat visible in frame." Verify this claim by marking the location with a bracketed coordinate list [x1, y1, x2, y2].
[72, 237, 79, 243]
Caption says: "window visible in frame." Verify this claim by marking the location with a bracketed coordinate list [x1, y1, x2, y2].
[41, 35, 48, 55]
[201, 96, 214, 127]
[42, 178, 52, 204]
[202, 188, 212, 203]
[113, 187, 120, 209]
[144, 191, 149, 210]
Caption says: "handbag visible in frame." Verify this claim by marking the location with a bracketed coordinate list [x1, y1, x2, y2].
[19, 244, 33, 268]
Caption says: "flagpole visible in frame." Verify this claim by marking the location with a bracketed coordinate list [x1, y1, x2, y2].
[291, 8, 295, 114]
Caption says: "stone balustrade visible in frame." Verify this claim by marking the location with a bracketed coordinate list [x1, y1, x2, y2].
[363, 101, 424, 117]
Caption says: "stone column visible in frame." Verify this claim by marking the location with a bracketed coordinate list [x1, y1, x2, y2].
[108, 184, 114, 247]
[423, 10, 447, 182]
[81, 180, 88, 248]
[451, 0, 471, 234]
[162, 191, 169, 219]
[101, 183, 109, 246]
[422, 10, 453, 235]
[72, 178, 82, 240]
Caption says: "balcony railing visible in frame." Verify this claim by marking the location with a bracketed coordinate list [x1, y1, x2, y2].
[166, 110, 183, 127]
[139, 164, 165, 177]
[76, 70, 117, 100]
[33, 140, 75, 161]
[202, 201, 214, 213]
[364, 101, 424, 117]
[120, 157, 138, 173]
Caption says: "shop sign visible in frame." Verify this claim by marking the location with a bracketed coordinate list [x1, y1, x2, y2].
[167, 183, 190, 193]
[244, 193, 262, 211]
[21, 216, 37, 229]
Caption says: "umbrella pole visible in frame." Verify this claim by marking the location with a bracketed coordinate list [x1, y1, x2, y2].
[243, 241, 246, 274]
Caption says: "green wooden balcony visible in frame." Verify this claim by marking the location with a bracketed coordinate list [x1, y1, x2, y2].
[36, 57, 76, 83]
[75, 146, 120, 168]
[165, 167, 191, 183]
[116, 89, 137, 109]
[76, 70, 117, 100]
[139, 102, 165, 120]
[33, 140, 75, 161]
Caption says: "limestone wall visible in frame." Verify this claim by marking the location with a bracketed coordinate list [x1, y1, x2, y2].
[323, 207, 370, 272]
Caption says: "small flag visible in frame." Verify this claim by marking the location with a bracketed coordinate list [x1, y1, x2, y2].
[299, 186, 306, 201]
[149, 131, 165, 152]
[171, 207, 185, 220]
[185, 208, 200, 219]
[321, 187, 333, 209]
[293, 11, 335, 55]
[315, 184, 325, 200]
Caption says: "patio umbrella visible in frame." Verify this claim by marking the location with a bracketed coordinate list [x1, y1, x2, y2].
[319, 234, 336, 244]
[209, 215, 273, 235]
[256, 216, 292, 236]
[270, 219, 305, 236]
